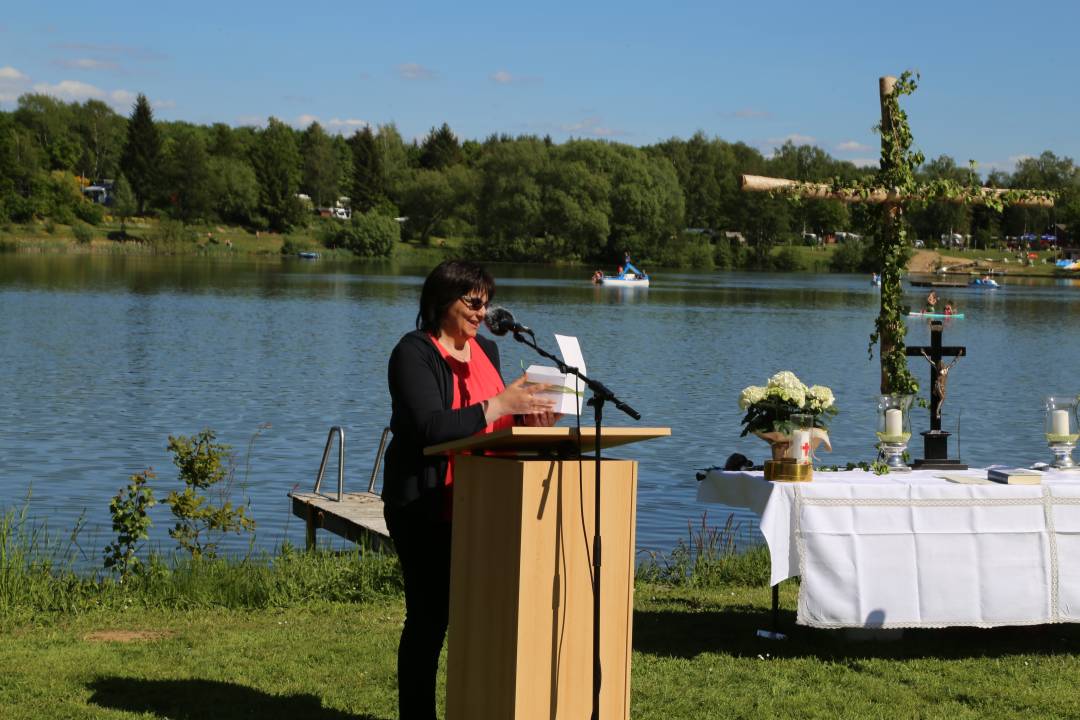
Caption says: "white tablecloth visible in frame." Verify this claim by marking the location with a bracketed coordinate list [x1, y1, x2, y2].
[697, 468, 1080, 628]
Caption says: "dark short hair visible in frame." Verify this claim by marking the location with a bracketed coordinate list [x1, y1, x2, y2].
[416, 260, 495, 334]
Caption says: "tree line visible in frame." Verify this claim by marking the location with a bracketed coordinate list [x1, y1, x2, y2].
[2, 92, 1078, 266]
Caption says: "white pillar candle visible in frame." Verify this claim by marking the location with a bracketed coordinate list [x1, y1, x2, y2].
[789, 429, 811, 463]
[1052, 409, 1070, 436]
[885, 409, 903, 438]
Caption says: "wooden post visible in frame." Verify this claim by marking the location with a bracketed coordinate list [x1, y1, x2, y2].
[879, 76, 899, 393]
[305, 505, 317, 550]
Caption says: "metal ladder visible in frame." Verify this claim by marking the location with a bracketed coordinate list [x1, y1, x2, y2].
[312, 425, 391, 500]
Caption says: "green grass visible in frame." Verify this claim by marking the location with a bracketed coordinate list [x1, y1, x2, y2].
[6, 580, 1080, 719]
[6, 506, 1080, 718]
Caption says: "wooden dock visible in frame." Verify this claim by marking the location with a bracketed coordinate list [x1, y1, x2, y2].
[289, 490, 392, 551]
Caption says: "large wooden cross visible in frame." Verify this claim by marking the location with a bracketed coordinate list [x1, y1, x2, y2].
[741, 75, 1054, 393]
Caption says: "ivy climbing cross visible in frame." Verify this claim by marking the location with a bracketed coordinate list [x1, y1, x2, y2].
[741, 72, 1054, 394]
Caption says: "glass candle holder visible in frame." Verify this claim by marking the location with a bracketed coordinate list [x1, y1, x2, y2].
[1044, 395, 1079, 469]
[877, 394, 913, 472]
[788, 413, 813, 465]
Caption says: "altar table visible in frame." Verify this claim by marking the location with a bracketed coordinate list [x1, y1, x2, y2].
[697, 468, 1080, 628]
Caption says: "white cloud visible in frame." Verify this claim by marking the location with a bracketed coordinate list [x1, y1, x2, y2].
[325, 117, 369, 133]
[0, 66, 28, 81]
[58, 58, 119, 71]
[837, 140, 872, 153]
[490, 70, 542, 86]
[235, 115, 265, 127]
[153, 98, 176, 110]
[33, 79, 106, 100]
[110, 89, 137, 106]
[398, 63, 436, 81]
[767, 133, 816, 146]
[560, 116, 627, 138]
[31, 79, 142, 110]
[0, 65, 29, 101]
[848, 157, 879, 168]
[294, 114, 370, 134]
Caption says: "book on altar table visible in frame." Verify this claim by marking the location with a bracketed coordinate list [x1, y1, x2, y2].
[987, 468, 1044, 485]
[524, 334, 586, 415]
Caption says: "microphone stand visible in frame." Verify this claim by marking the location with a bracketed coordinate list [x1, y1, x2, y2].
[509, 329, 640, 720]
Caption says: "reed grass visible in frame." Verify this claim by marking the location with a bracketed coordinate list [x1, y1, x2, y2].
[636, 511, 770, 588]
[1, 499, 402, 621]
[2, 497, 767, 623]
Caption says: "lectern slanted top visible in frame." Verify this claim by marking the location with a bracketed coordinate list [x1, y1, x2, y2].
[424, 425, 670, 456]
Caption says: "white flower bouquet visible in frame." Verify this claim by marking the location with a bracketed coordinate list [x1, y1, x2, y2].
[738, 371, 837, 455]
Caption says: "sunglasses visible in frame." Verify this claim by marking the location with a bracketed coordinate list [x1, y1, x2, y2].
[459, 295, 489, 311]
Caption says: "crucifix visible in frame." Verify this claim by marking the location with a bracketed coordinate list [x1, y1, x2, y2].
[904, 321, 967, 469]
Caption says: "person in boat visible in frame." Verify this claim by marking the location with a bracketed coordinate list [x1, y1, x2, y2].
[944, 302, 953, 316]
[621, 253, 645, 279]
[871, 272, 880, 284]
[926, 290, 938, 313]
[591, 269, 604, 284]
[383, 260, 558, 720]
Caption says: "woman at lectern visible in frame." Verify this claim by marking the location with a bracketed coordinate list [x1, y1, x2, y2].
[383, 259, 556, 720]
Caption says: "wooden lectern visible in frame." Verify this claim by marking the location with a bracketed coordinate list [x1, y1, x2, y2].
[425, 426, 670, 720]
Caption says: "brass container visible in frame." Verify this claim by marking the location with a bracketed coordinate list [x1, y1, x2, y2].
[764, 458, 813, 482]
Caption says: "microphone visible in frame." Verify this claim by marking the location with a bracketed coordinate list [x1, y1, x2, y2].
[484, 306, 532, 336]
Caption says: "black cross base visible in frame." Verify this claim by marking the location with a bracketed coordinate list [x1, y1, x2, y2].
[905, 320, 967, 470]
[911, 430, 967, 470]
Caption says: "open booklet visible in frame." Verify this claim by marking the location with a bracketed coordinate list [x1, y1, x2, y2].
[523, 334, 586, 416]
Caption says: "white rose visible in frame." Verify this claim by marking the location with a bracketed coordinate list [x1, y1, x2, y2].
[767, 371, 802, 392]
[738, 385, 766, 410]
[807, 385, 835, 410]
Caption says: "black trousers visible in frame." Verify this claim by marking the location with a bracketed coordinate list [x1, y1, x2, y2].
[385, 501, 453, 720]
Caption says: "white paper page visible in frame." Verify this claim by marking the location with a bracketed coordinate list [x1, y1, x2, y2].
[554, 334, 586, 415]
[554, 334, 586, 376]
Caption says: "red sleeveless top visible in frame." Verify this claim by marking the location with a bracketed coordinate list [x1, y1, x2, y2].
[430, 335, 513, 518]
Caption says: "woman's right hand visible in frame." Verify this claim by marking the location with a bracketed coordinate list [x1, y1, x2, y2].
[486, 375, 555, 423]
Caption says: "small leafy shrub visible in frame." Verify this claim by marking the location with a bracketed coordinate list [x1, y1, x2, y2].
[150, 217, 197, 248]
[163, 430, 255, 559]
[74, 200, 105, 225]
[72, 223, 93, 245]
[43, 219, 56, 234]
[6, 194, 35, 224]
[829, 238, 867, 273]
[103, 469, 156, 580]
[320, 211, 399, 257]
[281, 236, 319, 255]
[50, 206, 76, 226]
[771, 245, 801, 271]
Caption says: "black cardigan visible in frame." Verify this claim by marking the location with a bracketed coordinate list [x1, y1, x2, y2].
[382, 329, 504, 511]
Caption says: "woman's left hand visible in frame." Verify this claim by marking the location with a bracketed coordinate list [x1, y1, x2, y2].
[522, 410, 563, 427]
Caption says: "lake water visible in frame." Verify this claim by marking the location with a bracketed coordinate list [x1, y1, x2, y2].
[2, 254, 1079, 565]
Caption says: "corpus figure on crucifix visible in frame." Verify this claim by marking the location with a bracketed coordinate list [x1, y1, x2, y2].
[919, 348, 961, 420]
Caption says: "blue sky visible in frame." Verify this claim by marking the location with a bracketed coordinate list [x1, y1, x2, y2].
[2, 1, 1077, 174]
